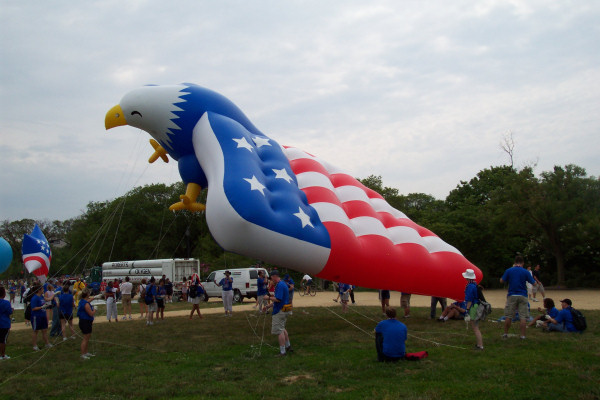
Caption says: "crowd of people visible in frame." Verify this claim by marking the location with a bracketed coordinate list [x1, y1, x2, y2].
[0, 256, 588, 362]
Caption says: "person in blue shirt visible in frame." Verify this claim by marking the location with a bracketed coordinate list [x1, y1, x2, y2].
[156, 279, 166, 320]
[215, 271, 234, 317]
[256, 270, 269, 314]
[338, 283, 351, 313]
[0, 286, 13, 360]
[528, 298, 559, 328]
[500, 255, 535, 340]
[145, 277, 157, 326]
[463, 269, 484, 350]
[57, 283, 76, 341]
[437, 300, 467, 322]
[77, 289, 96, 359]
[546, 299, 579, 332]
[30, 285, 52, 351]
[264, 270, 292, 356]
[283, 274, 295, 306]
[375, 307, 407, 362]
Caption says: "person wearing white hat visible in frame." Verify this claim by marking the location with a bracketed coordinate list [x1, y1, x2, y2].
[463, 268, 483, 350]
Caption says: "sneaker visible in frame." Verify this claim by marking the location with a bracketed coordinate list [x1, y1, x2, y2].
[1, 355, 9, 360]
[81, 354, 90, 360]
[85, 353, 95, 357]
[501, 334, 508, 339]
[285, 346, 294, 353]
[473, 345, 484, 351]
[520, 336, 526, 340]
[275, 352, 287, 357]
[71, 335, 77, 340]
[532, 299, 539, 302]
[45, 343, 53, 349]
[63, 337, 68, 341]
[332, 299, 338, 302]
[33, 346, 40, 351]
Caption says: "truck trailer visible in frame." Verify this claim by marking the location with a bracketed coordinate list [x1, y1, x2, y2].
[101, 258, 200, 299]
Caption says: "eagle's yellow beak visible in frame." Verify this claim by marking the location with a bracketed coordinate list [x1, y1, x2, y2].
[105, 104, 127, 130]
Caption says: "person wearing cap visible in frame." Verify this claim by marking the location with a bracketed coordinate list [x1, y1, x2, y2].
[500, 255, 536, 340]
[463, 268, 484, 350]
[215, 271, 234, 317]
[546, 299, 579, 332]
[264, 270, 293, 356]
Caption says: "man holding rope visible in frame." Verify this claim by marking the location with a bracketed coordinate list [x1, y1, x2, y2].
[264, 270, 293, 357]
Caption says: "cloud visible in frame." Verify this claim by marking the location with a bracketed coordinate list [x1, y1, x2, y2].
[1, 0, 599, 221]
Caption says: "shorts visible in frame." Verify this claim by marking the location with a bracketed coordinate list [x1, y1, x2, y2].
[59, 312, 73, 321]
[526, 282, 532, 295]
[122, 294, 132, 307]
[0, 328, 9, 344]
[533, 283, 544, 294]
[504, 295, 528, 320]
[156, 298, 164, 308]
[341, 292, 350, 302]
[148, 302, 157, 312]
[190, 296, 201, 305]
[271, 311, 289, 335]
[79, 319, 93, 335]
[380, 290, 390, 300]
[32, 315, 48, 331]
[401, 293, 411, 308]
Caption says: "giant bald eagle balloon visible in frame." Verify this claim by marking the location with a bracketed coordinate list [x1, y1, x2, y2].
[106, 83, 482, 300]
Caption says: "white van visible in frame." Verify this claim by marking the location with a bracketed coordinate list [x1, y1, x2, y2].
[202, 267, 269, 303]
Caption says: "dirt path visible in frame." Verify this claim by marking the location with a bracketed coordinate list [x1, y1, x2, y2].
[9, 289, 598, 332]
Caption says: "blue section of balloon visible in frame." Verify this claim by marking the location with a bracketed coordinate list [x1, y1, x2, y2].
[162, 83, 260, 188]
[209, 112, 331, 248]
[0, 237, 12, 273]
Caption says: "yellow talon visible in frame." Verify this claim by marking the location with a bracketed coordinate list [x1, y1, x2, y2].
[169, 183, 205, 212]
[149, 139, 169, 163]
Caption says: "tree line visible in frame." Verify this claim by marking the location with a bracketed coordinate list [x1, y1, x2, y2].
[1, 163, 598, 288]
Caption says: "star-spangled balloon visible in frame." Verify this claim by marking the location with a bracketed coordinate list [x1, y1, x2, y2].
[106, 83, 482, 300]
[22, 224, 51, 283]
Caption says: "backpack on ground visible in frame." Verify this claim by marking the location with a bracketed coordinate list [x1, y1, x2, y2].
[569, 307, 587, 332]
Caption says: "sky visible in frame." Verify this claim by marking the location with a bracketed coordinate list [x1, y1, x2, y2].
[1, 0, 599, 222]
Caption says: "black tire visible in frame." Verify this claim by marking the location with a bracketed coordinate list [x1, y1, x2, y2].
[233, 290, 243, 303]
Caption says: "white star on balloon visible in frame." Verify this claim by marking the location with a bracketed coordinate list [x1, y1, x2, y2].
[273, 168, 293, 183]
[244, 175, 266, 195]
[294, 207, 314, 228]
[233, 137, 254, 152]
[252, 136, 271, 148]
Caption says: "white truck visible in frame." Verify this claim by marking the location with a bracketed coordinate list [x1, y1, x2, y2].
[101, 258, 199, 299]
[201, 267, 269, 303]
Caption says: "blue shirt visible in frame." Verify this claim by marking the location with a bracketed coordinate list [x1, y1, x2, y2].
[272, 281, 289, 315]
[77, 299, 94, 321]
[375, 319, 407, 358]
[146, 284, 156, 300]
[219, 278, 233, 291]
[555, 308, 577, 332]
[547, 307, 559, 319]
[257, 277, 268, 296]
[501, 266, 535, 296]
[284, 278, 295, 293]
[339, 283, 350, 294]
[58, 292, 74, 315]
[0, 298, 13, 329]
[31, 294, 46, 318]
[464, 282, 479, 306]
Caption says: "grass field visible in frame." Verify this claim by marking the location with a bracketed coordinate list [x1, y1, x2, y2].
[1, 304, 598, 400]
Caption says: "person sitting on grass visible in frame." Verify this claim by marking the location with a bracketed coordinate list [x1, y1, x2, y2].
[545, 299, 580, 333]
[528, 298, 558, 328]
[375, 307, 407, 362]
[437, 300, 467, 322]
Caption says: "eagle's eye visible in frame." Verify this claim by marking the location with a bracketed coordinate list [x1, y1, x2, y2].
[131, 111, 142, 117]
